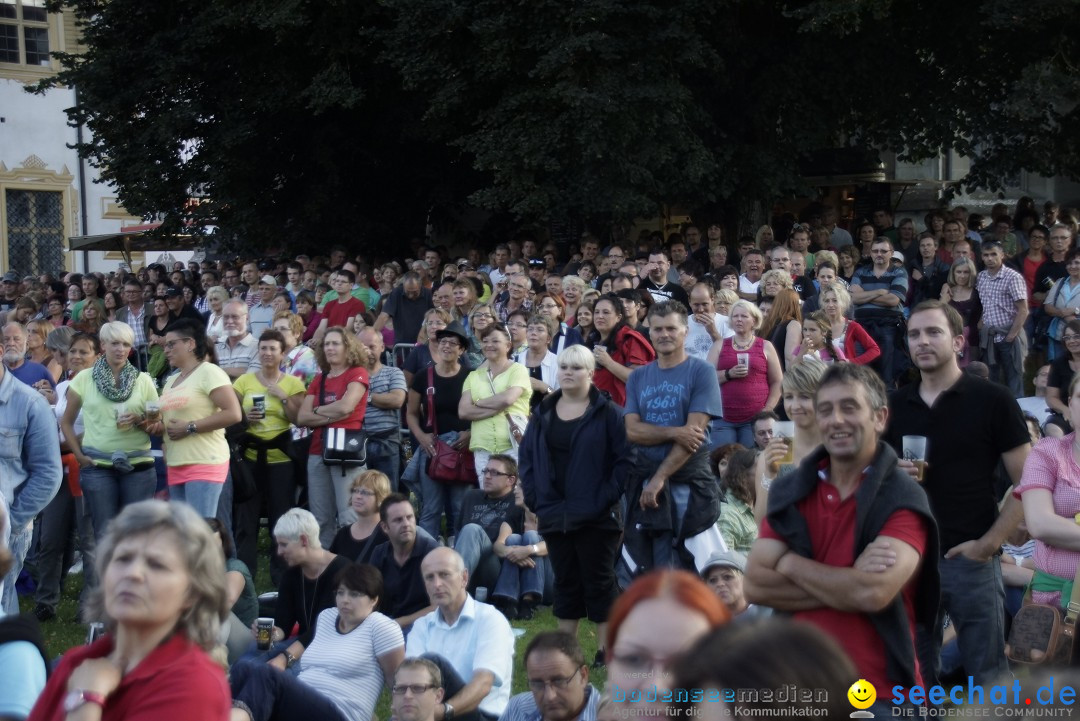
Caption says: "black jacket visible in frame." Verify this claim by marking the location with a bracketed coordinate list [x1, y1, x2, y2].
[518, 386, 631, 534]
[767, 442, 940, 690]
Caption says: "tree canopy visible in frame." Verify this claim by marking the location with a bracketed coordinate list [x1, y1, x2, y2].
[36, 0, 1080, 252]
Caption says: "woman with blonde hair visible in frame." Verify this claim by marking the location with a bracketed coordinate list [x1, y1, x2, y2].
[25, 318, 63, 383]
[754, 225, 775, 248]
[757, 269, 793, 301]
[204, 285, 229, 344]
[328, 470, 391, 563]
[451, 277, 480, 330]
[819, 282, 880, 365]
[62, 321, 162, 540]
[561, 275, 588, 326]
[28, 500, 231, 720]
[708, 300, 782, 446]
[715, 289, 738, 317]
[758, 288, 803, 371]
[273, 310, 319, 386]
[297, 328, 370, 547]
[941, 256, 982, 365]
[754, 358, 827, 521]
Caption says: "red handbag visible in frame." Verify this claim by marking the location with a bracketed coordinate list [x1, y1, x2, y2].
[425, 366, 476, 484]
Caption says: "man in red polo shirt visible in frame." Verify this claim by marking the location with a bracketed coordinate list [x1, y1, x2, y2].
[745, 364, 939, 715]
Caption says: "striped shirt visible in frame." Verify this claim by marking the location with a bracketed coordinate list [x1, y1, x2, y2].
[499, 685, 600, 721]
[297, 608, 404, 721]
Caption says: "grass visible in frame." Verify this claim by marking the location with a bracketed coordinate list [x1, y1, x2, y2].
[21, 527, 605, 716]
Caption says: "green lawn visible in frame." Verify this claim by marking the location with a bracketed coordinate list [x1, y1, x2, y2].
[22, 528, 606, 716]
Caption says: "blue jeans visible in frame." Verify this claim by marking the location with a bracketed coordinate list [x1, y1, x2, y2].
[710, 418, 754, 449]
[1, 522, 33, 615]
[860, 315, 904, 385]
[919, 555, 1008, 687]
[649, 484, 691, 569]
[493, 531, 546, 603]
[419, 431, 470, 538]
[229, 659, 347, 721]
[455, 523, 501, 591]
[365, 432, 402, 491]
[79, 464, 157, 541]
[991, 338, 1024, 397]
[168, 478, 225, 518]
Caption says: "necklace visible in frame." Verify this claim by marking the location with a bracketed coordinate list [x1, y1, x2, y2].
[173, 361, 203, 386]
[732, 335, 754, 351]
[301, 570, 321, 631]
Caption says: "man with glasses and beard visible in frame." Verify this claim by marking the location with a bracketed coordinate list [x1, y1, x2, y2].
[214, 300, 260, 379]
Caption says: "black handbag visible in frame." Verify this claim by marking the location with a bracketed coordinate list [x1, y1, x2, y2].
[317, 374, 367, 474]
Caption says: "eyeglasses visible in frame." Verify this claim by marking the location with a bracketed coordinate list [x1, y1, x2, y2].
[392, 684, 437, 696]
[351, 488, 376, 496]
[164, 338, 193, 349]
[1065, 335, 1080, 343]
[506, 322, 528, 329]
[481, 468, 512, 477]
[527, 668, 582, 693]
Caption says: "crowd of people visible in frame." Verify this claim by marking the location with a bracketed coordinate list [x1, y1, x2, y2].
[3, 197, 1080, 719]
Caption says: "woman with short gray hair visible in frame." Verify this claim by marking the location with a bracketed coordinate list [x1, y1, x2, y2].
[260, 508, 351, 668]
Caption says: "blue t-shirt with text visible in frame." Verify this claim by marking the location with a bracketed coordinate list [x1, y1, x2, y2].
[624, 357, 722, 464]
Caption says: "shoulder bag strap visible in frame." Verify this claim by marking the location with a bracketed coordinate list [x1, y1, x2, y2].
[1065, 565, 1080, 629]
[426, 365, 439, 436]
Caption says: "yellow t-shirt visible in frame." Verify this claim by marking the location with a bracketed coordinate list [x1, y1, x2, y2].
[463, 362, 531, 452]
[233, 372, 305, 463]
[160, 362, 233, 467]
[69, 368, 158, 457]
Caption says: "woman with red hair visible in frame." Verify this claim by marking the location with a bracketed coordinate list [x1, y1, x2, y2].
[606, 570, 729, 716]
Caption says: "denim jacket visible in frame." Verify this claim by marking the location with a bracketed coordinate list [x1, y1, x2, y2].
[0, 368, 62, 529]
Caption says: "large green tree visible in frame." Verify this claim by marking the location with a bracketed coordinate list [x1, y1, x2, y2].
[38, 0, 469, 253]
[38, 0, 1080, 250]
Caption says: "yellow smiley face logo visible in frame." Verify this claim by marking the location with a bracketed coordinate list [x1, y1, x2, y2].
[847, 679, 877, 710]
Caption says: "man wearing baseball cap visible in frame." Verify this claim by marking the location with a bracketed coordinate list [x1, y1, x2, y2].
[701, 549, 770, 621]
[163, 286, 203, 326]
[0, 272, 20, 313]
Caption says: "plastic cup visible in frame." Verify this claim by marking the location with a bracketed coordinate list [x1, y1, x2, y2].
[115, 404, 132, 430]
[144, 401, 161, 423]
[737, 352, 750, 370]
[774, 421, 795, 467]
[902, 435, 928, 482]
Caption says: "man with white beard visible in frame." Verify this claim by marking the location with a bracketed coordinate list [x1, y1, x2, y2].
[2, 322, 54, 391]
[214, 300, 260, 379]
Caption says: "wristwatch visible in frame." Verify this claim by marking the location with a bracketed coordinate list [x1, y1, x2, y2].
[531, 544, 539, 555]
[63, 689, 107, 713]
[443, 702, 455, 720]
[187, 421, 198, 435]
[284, 650, 299, 668]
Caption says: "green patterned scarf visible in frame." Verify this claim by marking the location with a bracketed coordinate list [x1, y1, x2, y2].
[92, 356, 139, 403]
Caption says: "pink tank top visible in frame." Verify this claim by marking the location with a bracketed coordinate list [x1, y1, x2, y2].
[717, 336, 770, 423]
